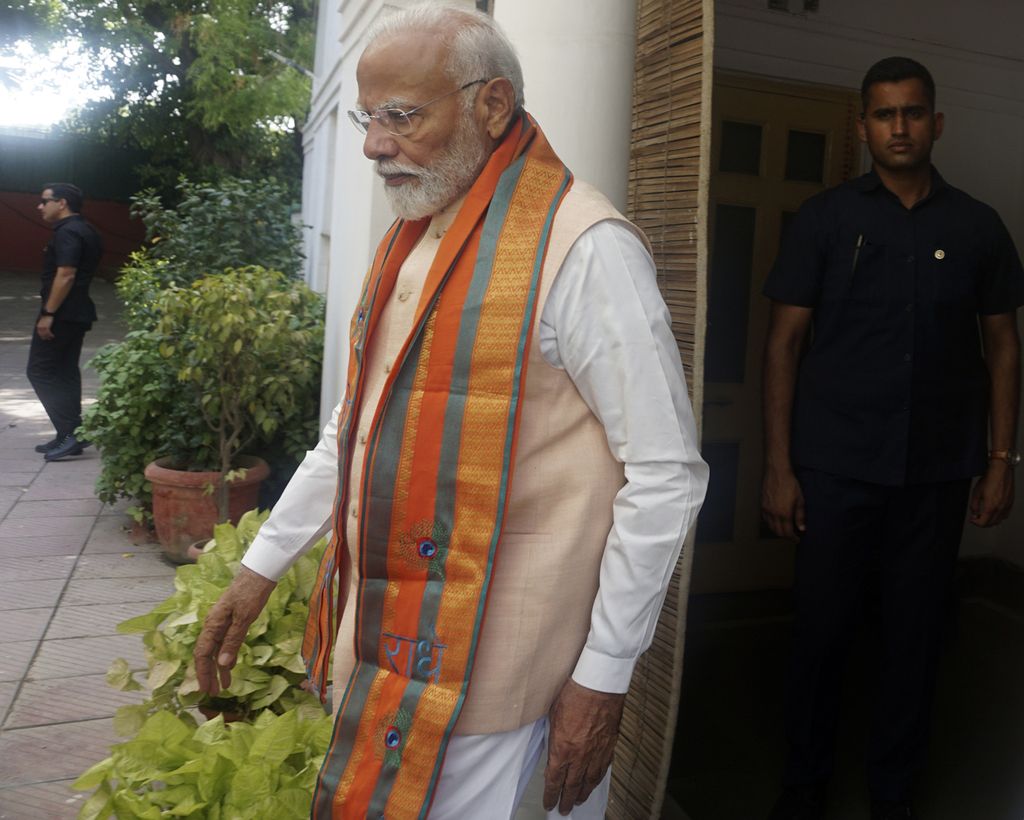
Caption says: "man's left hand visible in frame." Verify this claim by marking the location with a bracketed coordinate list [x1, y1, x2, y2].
[542, 679, 625, 815]
[36, 315, 55, 341]
[969, 463, 1015, 527]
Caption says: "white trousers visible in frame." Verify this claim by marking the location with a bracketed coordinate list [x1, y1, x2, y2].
[429, 716, 611, 820]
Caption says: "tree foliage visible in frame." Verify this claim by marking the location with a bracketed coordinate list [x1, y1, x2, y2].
[4, 0, 315, 195]
[133, 176, 306, 288]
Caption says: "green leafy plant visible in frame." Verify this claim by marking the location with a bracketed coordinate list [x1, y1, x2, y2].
[80, 264, 324, 518]
[154, 266, 323, 519]
[107, 510, 328, 731]
[73, 709, 332, 820]
[132, 177, 306, 290]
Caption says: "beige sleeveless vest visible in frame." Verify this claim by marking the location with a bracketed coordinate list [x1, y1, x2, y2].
[333, 180, 644, 735]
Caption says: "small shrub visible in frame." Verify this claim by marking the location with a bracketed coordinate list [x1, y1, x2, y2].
[81, 331, 217, 515]
[80, 267, 324, 516]
[132, 177, 305, 289]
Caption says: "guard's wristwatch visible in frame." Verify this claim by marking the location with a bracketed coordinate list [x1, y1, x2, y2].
[40, 308, 56, 317]
[988, 449, 1022, 467]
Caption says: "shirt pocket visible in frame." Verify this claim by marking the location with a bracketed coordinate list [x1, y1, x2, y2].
[927, 241, 979, 303]
[822, 230, 887, 301]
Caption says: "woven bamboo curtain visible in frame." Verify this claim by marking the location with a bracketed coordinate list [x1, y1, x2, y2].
[607, 1, 713, 818]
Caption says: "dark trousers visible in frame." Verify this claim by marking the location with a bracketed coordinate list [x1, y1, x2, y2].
[26, 319, 89, 439]
[783, 468, 970, 801]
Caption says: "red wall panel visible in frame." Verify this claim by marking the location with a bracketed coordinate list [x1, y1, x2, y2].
[1, 191, 145, 276]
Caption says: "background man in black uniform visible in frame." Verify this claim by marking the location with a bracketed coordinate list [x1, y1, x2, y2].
[29, 182, 103, 462]
[761, 57, 1024, 820]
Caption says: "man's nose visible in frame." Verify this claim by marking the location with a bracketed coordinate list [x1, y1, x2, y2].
[893, 112, 908, 134]
[363, 120, 399, 161]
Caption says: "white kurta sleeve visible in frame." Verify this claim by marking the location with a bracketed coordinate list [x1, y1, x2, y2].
[239, 401, 341, 581]
[538, 219, 709, 693]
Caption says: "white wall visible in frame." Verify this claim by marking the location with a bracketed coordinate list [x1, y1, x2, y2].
[715, 0, 1024, 565]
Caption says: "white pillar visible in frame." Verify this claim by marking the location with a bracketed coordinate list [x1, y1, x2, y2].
[493, 0, 638, 210]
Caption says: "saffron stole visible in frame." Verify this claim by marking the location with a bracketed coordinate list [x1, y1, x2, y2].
[302, 114, 572, 818]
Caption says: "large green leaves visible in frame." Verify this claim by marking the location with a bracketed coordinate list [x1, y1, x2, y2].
[74, 710, 331, 819]
[107, 511, 327, 726]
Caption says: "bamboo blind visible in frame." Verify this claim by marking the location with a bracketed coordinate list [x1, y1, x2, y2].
[608, 1, 713, 818]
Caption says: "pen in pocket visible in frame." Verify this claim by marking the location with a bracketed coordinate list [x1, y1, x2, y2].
[851, 233, 863, 278]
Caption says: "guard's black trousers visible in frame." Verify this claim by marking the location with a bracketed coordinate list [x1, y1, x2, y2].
[783, 468, 970, 802]
[26, 319, 90, 439]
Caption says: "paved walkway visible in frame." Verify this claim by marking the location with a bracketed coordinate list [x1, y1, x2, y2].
[0, 272, 176, 819]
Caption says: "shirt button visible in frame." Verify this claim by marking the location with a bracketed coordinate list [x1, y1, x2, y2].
[397, 290, 411, 302]
[907, 255, 915, 264]
[903, 353, 911, 362]
[906, 303, 914, 312]
[358, 430, 367, 444]
[350, 504, 358, 519]
[384, 362, 392, 374]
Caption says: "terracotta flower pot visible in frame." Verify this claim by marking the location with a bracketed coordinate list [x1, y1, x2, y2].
[144, 455, 270, 563]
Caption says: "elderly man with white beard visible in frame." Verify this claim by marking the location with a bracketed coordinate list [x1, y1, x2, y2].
[194, 4, 708, 818]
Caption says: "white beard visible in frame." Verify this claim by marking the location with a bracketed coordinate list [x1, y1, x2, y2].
[376, 114, 489, 220]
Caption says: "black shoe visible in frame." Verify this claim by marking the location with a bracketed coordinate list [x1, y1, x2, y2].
[43, 434, 90, 462]
[768, 783, 827, 820]
[872, 800, 913, 820]
[34, 437, 61, 454]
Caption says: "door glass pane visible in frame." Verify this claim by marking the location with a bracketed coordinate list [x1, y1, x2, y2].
[785, 130, 826, 182]
[705, 204, 755, 383]
[719, 121, 762, 175]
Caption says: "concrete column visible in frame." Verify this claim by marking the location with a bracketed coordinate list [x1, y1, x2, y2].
[493, 0, 638, 210]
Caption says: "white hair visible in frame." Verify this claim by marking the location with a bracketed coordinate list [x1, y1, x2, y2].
[365, 2, 526, 111]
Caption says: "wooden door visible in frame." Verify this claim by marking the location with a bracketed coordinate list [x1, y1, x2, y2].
[694, 73, 861, 593]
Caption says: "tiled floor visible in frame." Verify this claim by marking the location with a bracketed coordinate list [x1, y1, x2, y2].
[0, 271, 177, 819]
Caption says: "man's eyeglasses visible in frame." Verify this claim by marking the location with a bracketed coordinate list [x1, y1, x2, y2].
[39, 197, 59, 206]
[348, 79, 488, 137]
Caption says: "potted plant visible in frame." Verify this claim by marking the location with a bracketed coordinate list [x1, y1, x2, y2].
[106, 510, 328, 730]
[142, 266, 323, 556]
[73, 709, 333, 820]
[79, 178, 323, 549]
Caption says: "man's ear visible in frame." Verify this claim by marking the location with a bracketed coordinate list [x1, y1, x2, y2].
[933, 111, 945, 141]
[478, 77, 517, 140]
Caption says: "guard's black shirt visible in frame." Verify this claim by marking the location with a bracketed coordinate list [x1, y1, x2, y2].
[42, 214, 103, 324]
[764, 168, 1024, 486]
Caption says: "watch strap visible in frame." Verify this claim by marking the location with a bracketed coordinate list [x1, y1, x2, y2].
[988, 449, 1021, 466]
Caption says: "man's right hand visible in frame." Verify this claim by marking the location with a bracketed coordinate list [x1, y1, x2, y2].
[194, 566, 277, 695]
[761, 467, 806, 540]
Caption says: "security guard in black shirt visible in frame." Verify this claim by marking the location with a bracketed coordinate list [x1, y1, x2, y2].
[762, 58, 1024, 820]
[29, 182, 103, 461]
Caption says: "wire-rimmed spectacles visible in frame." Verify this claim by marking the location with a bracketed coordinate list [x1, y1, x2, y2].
[348, 79, 488, 136]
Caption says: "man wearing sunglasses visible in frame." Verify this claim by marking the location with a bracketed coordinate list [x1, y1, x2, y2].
[195, 4, 707, 818]
[30, 183, 102, 462]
